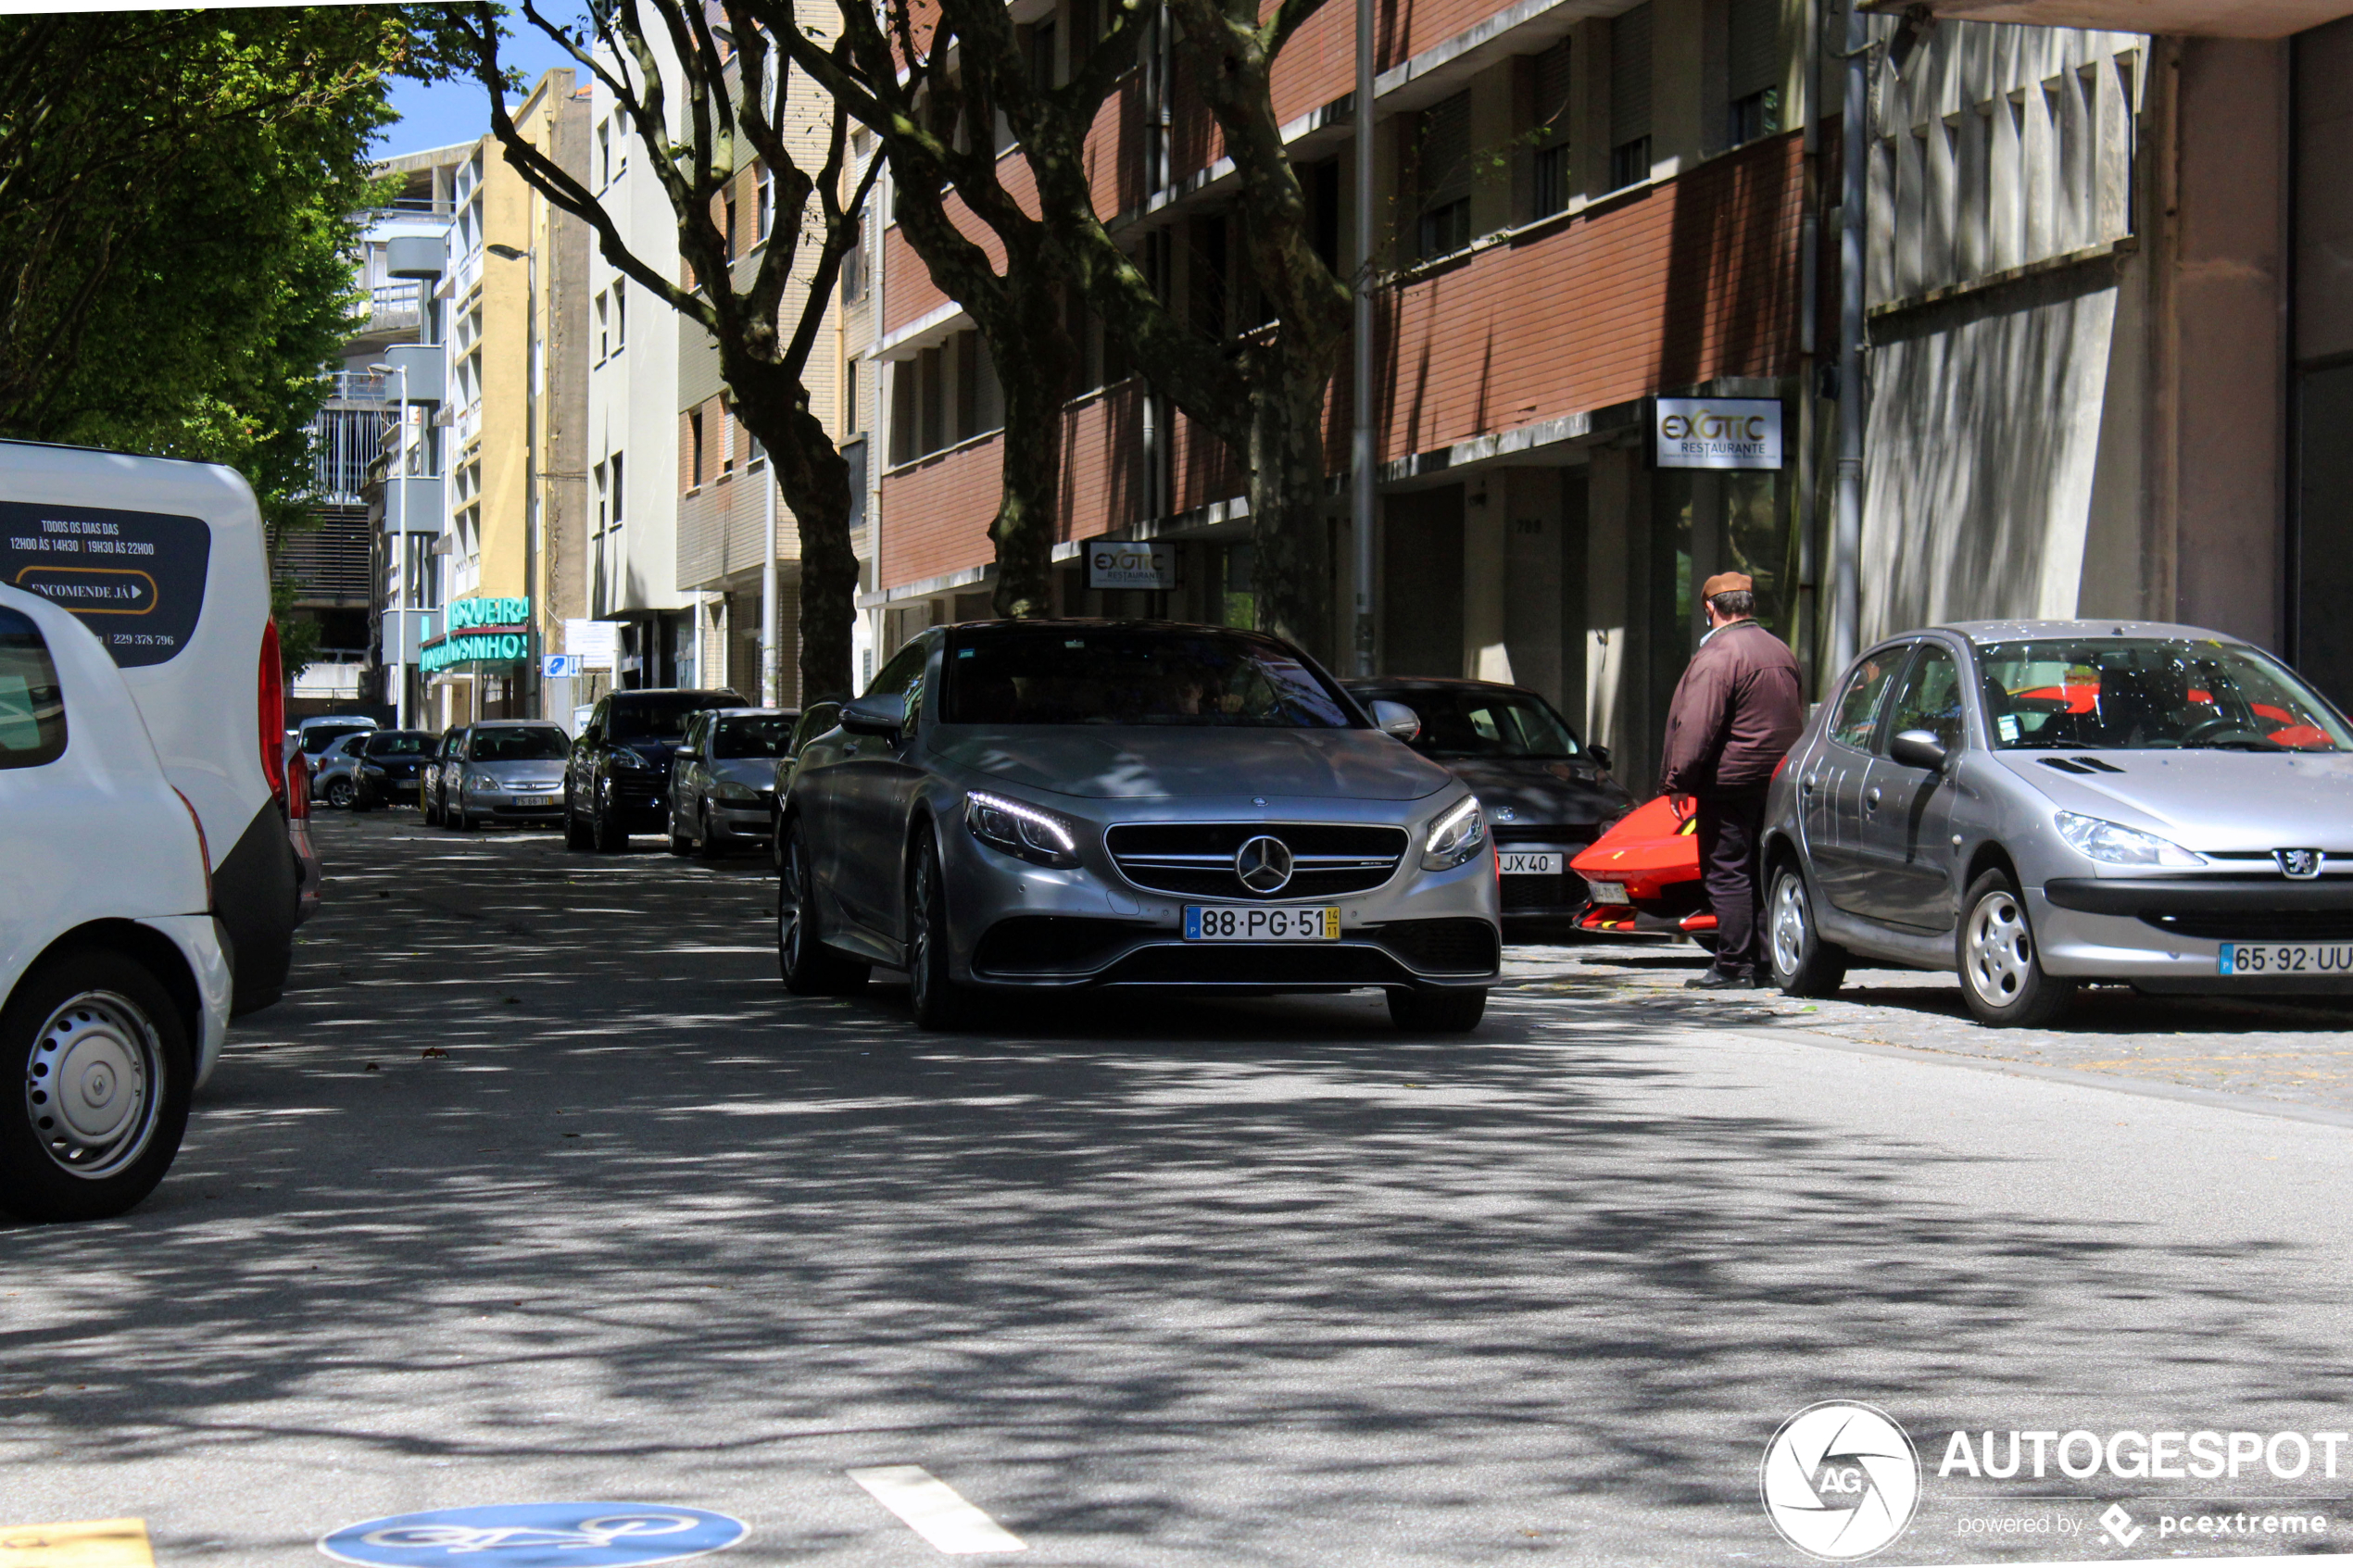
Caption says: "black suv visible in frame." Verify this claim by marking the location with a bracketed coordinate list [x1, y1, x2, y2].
[350, 730, 436, 810]
[566, 687, 743, 852]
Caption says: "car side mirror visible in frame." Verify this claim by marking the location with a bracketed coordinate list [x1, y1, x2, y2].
[1586, 745, 1613, 771]
[1370, 699, 1420, 741]
[841, 693, 908, 737]
[1889, 729, 1950, 772]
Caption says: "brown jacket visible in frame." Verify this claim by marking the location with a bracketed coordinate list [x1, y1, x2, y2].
[1659, 618, 1805, 794]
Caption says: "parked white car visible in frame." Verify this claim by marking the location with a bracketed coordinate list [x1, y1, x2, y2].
[0, 583, 231, 1222]
[0, 440, 319, 1016]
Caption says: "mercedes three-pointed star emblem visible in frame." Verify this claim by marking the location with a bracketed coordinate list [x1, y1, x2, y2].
[1235, 834, 1295, 894]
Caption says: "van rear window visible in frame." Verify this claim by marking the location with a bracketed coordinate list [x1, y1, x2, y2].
[0, 501, 212, 668]
[0, 607, 67, 769]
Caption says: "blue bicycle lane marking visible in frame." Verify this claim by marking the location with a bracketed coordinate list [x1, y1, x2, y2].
[318, 1502, 748, 1567]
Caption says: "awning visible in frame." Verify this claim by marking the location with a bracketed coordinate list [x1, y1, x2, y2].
[1863, 0, 2352, 39]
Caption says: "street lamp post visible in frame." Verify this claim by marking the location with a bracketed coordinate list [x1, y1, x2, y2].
[487, 241, 542, 719]
[369, 360, 412, 728]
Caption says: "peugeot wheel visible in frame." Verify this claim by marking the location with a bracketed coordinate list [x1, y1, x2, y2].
[0, 948, 194, 1223]
[1388, 986, 1486, 1033]
[1767, 863, 1848, 997]
[906, 830, 971, 1031]
[778, 819, 869, 996]
[1957, 868, 2075, 1028]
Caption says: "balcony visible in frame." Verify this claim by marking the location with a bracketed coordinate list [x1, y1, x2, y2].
[453, 245, 482, 301]
[455, 400, 482, 449]
[364, 281, 422, 335]
[381, 475, 444, 533]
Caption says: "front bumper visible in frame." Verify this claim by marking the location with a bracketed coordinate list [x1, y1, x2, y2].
[2032, 877, 2353, 992]
[944, 805, 1501, 992]
[710, 796, 775, 839]
[467, 785, 567, 820]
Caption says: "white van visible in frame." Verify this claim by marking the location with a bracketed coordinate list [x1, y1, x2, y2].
[0, 441, 320, 1018]
[0, 582, 231, 1220]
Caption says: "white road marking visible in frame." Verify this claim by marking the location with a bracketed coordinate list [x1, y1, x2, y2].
[848, 1465, 1026, 1555]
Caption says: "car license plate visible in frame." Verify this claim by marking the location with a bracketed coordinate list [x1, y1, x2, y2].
[1499, 852, 1562, 875]
[1185, 905, 1340, 941]
[517, 796, 556, 808]
[1584, 880, 1629, 905]
[2218, 942, 2353, 976]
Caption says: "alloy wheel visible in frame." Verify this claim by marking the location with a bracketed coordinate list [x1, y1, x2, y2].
[1769, 872, 1808, 978]
[909, 842, 937, 1015]
[22, 990, 162, 1180]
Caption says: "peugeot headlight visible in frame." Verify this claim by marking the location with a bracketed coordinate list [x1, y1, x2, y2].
[2055, 811, 2205, 867]
[610, 747, 652, 771]
[965, 789, 1081, 868]
[1421, 794, 1488, 871]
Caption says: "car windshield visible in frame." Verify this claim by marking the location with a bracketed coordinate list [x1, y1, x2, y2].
[943, 627, 1355, 727]
[714, 716, 794, 759]
[1373, 688, 1582, 759]
[365, 731, 432, 757]
[1979, 639, 2353, 752]
[472, 727, 569, 762]
[611, 694, 737, 740]
[303, 723, 371, 753]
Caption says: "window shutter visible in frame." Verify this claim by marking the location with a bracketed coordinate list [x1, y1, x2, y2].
[1610, 3, 1653, 147]
[1420, 91, 1473, 207]
[1729, 0, 1779, 103]
[1533, 37, 1573, 135]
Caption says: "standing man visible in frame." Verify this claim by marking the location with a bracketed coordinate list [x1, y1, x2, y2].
[1659, 572, 1805, 989]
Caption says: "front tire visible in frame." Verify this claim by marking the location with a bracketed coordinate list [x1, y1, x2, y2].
[695, 805, 725, 861]
[564, 785, 594, 851]
[906, 830, 972, 1031]
[667, 803, 693, 856]
[591, 782, 625, 854]
[1389, 986, 1487, 1033]
[0, 948, 193, 1223]
[1957, 868, 2075, 1028]
[1767, 863, 1848, 997]
[777, 819, 869, 996]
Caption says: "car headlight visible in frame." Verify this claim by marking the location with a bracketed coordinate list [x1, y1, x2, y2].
[965, 789, 1081, 868]
[469, 771, 500, 790]
[715, 781, 759, 803]
[1421, 794, 1488, 870]
[610, 747, 652, 771]
[2055, 811, 2205, 867]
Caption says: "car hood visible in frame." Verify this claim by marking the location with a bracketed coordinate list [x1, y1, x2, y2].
[473, 759, 566, 783]
[1995, 749, 2353, 850]
[929, 725, 1454, 801]
[1433, 757, 1634, 828]
[712, 759, 775, 789]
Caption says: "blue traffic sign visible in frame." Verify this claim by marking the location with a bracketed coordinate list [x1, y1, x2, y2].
[319, 1503, 748, 1568]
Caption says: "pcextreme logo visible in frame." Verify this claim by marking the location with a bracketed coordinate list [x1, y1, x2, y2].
[1760, 1401, 1923, 1561]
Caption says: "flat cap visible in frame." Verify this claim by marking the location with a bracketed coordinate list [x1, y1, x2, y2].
[1702, 571, 1754, 599]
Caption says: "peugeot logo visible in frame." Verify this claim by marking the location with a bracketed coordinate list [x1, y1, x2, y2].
[2279, 847, 2325, 879]
[1236, 834, 1295, 894]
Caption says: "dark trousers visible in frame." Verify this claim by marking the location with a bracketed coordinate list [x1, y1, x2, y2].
[1695, 786, 1770, 973]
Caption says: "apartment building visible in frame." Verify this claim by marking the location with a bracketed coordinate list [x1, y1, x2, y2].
[415, 71, 594, 728]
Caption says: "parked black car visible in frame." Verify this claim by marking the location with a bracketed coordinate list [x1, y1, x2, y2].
[350, 730, 437, 811]
[1341, 677, 1633, 921]
[565, 687, 744, 852]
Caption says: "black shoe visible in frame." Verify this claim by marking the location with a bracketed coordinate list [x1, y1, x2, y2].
[1684, 967, 1757, 990]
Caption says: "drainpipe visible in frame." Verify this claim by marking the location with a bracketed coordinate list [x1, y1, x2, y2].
[1140, 5, 1168, 531]
[1832, 0, 1868, 675]
[761, 433, 778, 707]
[1350, 0, 1377, 676]
[1795, 0, 1820, 690]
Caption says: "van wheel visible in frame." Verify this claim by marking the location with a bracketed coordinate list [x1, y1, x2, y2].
[1957, 868, 2075, 1028]
[1389, 986, 1487, 1032]
[324, 777, 355, 809]
[563, 787, 593, 851]
[778, 820, 869, 996]
[1767, 863, 1848, 997]
[0, 949, 193, 1223]
[906, 830, 972, 1031]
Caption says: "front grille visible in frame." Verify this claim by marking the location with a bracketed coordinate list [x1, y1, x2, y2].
[1102, 944, 1405, 985]
[974, 916, 1152, 974]
[1106, 822, 1408, 901]
[2143, 911, 2353, 941]
[1371, 918, 1500, 974]
[1502, 874, 1573, 911]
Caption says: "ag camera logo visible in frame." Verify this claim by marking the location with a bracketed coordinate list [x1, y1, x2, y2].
[1760, 1402, 1921, 1560]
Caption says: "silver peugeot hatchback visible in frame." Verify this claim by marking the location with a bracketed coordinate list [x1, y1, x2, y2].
[1763, 620, 2353, 1026]
[776, 621, 1502, 1032]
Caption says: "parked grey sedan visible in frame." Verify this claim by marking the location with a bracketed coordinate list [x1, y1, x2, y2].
[1763, 619, 2353, 1026]
[666, 707, 797, 858]
[776, 621, 1502, 1032]
[438, 720, 571, 831]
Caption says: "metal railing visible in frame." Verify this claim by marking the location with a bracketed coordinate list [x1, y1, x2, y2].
[365, 280, 422, 331]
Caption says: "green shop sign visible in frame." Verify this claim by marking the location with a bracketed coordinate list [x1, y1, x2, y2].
[420, 629, 533, 674]
[447, 596, 531, 631]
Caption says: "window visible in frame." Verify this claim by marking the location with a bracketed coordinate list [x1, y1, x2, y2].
[610, 452, 624, 528]
[1030, 20, 1057, 91]
[1608, 2, 1653, 190]
[1830, 647, 1906, 751]
[1530, 38, 1573, 219]
[612, 284, 625, 352]
[841, 213, 866, 303]
[1416, 92, 1473, 259]
[1880, 644, 1964, 753]
[1727, 0, 1780, 147]
[887, 335, 1001, 465]
[596, 291, 610, 362]
[724, 194, 738, 261]
[1979, 639, 2353, 752]
[688, 408, 706, 490]
[755, 162, 773, 243]
[0, 608, 66, 769]
[1189, 214, 1227, 339]
[721, 404, 736, 475]
[598, 120, 612, 187]
[941, 626, 1355, 729]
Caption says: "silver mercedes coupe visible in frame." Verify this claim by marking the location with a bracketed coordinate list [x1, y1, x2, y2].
[1762, 620, 2353, 1026]
[775, 621, 1502, 1032]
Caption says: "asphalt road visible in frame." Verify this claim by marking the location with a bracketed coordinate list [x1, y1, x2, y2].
[7, 809, 2353, 1566]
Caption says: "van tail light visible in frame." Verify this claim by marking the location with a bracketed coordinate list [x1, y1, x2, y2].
[285, 748, 310, 821]
[172, 786, 214, 910]
[1773, 754, 1789, 780]
[258, 620, 287, 804]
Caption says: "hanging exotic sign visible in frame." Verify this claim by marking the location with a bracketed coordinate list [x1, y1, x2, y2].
[1653, 398, 1783, 470]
